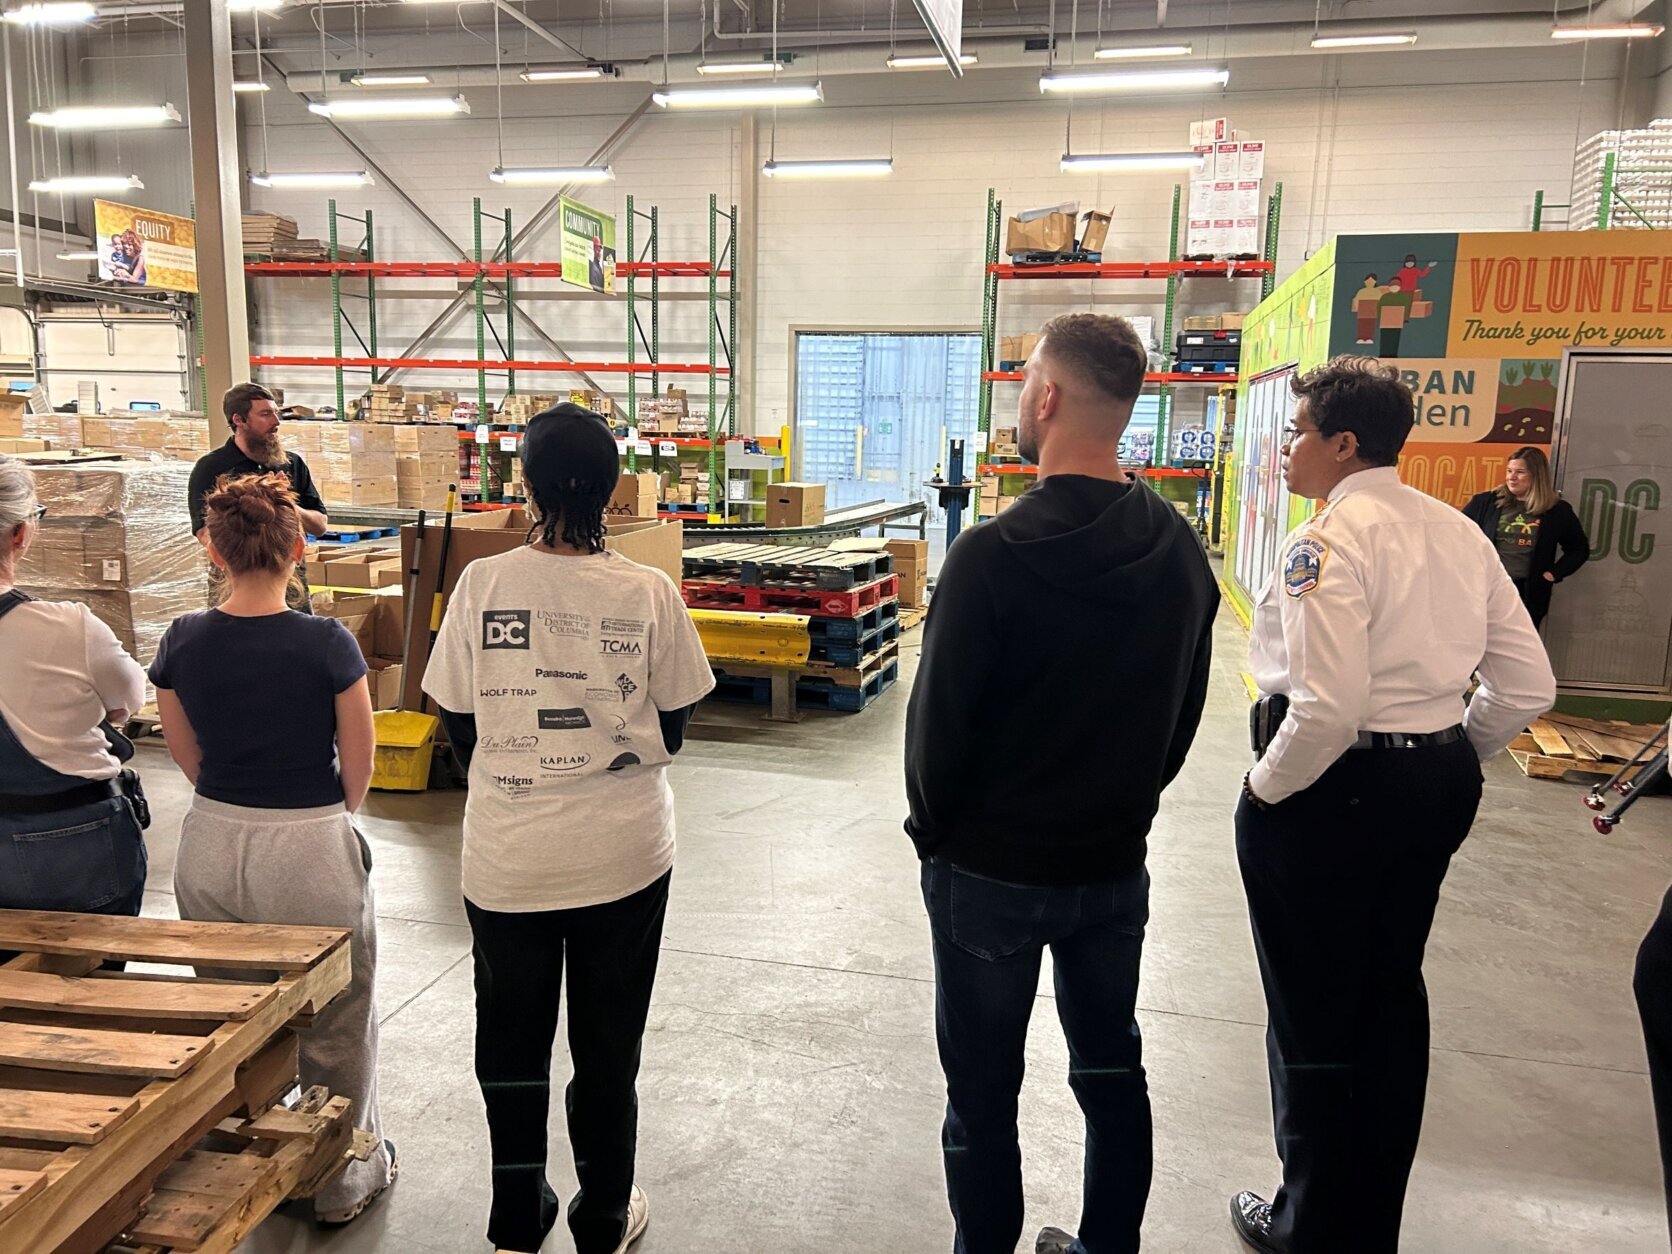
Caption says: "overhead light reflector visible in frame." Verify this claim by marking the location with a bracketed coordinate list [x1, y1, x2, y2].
[308, 94, 470, 118]
[519, 65, 606, 81]
[886, 52, 977, 69]
[1040, 67, 1229, 93]
[2, 2, 94, 24]
[250, 170, 374, 189]
[696, 58, 786, 75]
[29, 104, 181, 129]
[227, 0, 285, 10]
[762, 158, 892, 178]
[653, 80, 823, 108]
[1550, 22, 1665, 39]
[490, 165, 614, 184]
[1093, 43, 1192, 59]
[1061, 150, 1207, 172]
[1310, 31, 1417, 48]
[27, 174, 144, 193]
[232, 80, 271, 93]
[56, 250, 98, 261]
[351, 73, 434, 86]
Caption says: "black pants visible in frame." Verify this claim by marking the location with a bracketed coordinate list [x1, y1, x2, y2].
[464, 870, 671, 1254]
[1637, 884, 1672, 1246]
[1236, 739, 1482, 1254]
[921, 858, 1151, 1254]
[1511, 577, 1548, 629]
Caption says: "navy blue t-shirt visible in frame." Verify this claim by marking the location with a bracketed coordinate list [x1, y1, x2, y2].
[148, 609, 367, 808]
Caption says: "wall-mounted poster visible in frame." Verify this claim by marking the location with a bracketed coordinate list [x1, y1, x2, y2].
[93, 200, 197, 293]
[559, 196, 616, 295]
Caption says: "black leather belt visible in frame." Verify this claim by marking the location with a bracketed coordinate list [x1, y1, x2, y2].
[0, 778, 122, 815]
[1350, 726, 1467, 751]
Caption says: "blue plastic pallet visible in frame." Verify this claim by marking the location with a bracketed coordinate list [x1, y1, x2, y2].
[1174, 362, 1238, 375]
[318, 527, 398, 543]
[807, 600, 900, 644]
[807, 618, 901, 667]
[706, 660, 900, 714]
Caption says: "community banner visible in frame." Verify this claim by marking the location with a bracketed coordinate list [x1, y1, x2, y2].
[94, 200, 197, 294]
[559, 196, 616, 295]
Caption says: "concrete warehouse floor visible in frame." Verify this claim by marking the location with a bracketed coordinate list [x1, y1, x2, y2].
[121, 578, 1672, 1254]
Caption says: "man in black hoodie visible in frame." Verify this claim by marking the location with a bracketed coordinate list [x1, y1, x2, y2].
[905, 312, 1219, 1254]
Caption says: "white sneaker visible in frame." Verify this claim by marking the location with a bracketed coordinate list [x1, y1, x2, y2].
[612, 1185, 649, 1253]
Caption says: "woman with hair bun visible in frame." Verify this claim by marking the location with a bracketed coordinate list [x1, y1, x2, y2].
[149, 471, 396, 1226]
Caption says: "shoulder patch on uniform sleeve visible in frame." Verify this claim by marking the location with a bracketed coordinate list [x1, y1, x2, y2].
[1283, 536, 1329, 599]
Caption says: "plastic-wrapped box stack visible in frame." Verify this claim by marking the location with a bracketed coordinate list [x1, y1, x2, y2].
[395, 426, 458, 509]
[76, 411, 213, 462]
[14, 459, 201, 664]
[20, 412, 85, 451]
[286, 422, 397, 507]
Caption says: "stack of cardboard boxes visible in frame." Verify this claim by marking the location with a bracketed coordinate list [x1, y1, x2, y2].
[989, 425, 1020, 459]
[885, 539, 928, 609]
[311, 586, 407, 709]
[568, 389, 614, 419]
[678, 460, 712, 507]
[164, 415, 212, 461]
[363, 384, 415, 423]
[288, 422, 398, 507]
[499, 393, 560, 424]
[19, 411, 85, 452]
[13, 460, 200, 664]
[609, 471, 660, 518]
[395, 426, 458, 509]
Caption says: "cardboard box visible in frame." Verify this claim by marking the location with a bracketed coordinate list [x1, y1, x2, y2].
[1183, 315, 1222, 331]
[884, 539, 929, 607]
[998, 332, 1040, 364]
[366, 658, 404, 711]
[1005, 211, 1076, 255]
[1239, 140, 1265, 179]
[1214, 141, 1240, 180]
[764, 482, 826, 529]
[0, 438, 48, 453]
[1220, 311, 1247, 331]
[1079, 209, 1113, 254]
[0, 395, 26, 439]
[609, 472, 660, 518]
[395, 512, 685, 713]
[1189, 117, 1231, 145]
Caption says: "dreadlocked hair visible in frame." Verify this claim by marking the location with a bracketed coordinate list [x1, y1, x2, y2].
[527, 478, 610, 554]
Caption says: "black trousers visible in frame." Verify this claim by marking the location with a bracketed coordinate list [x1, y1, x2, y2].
[464, 870, 671, 1254]
[1637, 884, 1672, 1247]
[1236, 738, 1482, 1254]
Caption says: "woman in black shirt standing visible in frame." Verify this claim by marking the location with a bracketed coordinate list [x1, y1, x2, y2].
[150, 473, 396, 1226]
[1462, 446, 1590, 628]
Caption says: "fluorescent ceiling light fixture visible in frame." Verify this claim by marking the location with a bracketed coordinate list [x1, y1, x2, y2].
[490, 165, 614, 184]
[308, 94, 470, 118]
[762, 157, 892, 177]
[351, 73, 433, 86]
[1093, 43, 1192, 59]
[56, 250, 98, 261]
[29, 104, 181, 129]
[232, 80, 271, 93]
[250, 170, 373, 188]
[696, 58, 786, 75]
[27, 174, 143, 193]
[1061, 150, 1206, 172]
[2, 2, 94, 25]
[1310, 31, 1417, 48]
[1039, 66, 1229, 93]
[520, 65, 606, 81]
[1550, 22, 1664, 39]
[653, 80, 822, 108]
[227, 0, 284, 10]
[886, 51, 977, 68]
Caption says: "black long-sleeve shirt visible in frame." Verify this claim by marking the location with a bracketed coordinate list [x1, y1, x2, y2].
[904, 474, 1219, 886]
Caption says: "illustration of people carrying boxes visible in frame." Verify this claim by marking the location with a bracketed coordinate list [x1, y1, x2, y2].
[1352, 255, 1437, 355]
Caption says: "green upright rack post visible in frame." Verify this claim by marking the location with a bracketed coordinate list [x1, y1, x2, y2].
[1262, 182, 1283, 302]
[625, 194, 637, 474]
[650, 205, 661, 432]
[328, 198, 344, 418]
[707, 193, 719, 517]
[1532, 189, 1546, 233]
[504, 208, 515, 397]
[1599, 152, 1617, 229]
[1157, 183, 1181, 468]
[728, 202, 738, 438]
[473, 197, 486, 428]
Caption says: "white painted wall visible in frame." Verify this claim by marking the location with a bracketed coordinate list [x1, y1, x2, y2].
[31, 30, 1634, 432]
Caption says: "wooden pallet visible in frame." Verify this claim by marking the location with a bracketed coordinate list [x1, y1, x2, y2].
[682, 574, 898, 618]
[682, 543, 894, 590]
[806, 599, 899, 644]
[121, 705, 163, 743]
[1507, 715, 1661, 783]
[0, 910, 357, 1253]
[897, 605, 928, 632]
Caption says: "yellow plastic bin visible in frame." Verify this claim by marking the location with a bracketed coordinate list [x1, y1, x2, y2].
[370, 710, 438, 792]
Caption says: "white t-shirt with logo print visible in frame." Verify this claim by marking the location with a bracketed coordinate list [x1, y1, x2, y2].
[421, 545, 715, 912]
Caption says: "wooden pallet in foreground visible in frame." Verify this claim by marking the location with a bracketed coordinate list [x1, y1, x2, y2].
[0, 910, 356, 1253]
[1508, 715, 1661, 783]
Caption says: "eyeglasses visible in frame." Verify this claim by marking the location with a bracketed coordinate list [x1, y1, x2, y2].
[32, 504, 46, 521]
[1282, 424, 1320, 443]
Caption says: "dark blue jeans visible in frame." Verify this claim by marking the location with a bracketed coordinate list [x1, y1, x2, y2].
[0, 794, 147, 917]
[920, 856, 1152, 1254]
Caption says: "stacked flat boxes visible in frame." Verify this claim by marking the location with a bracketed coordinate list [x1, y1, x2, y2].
[287, 422, 398, 507]
[164, 416, 212, 461]
[364, 385, 416, 423]
[396, 425, 459, 509]
[498, 394, 559, 424]
[20, 412, 85, 450]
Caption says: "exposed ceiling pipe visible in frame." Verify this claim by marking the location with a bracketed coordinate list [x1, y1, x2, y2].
[277, 10, 1646, 91]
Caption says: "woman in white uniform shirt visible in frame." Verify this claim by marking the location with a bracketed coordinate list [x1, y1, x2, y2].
[0, 456, 149, 922]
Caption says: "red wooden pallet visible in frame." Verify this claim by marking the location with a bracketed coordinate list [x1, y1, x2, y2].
[682, 575, 899, 618]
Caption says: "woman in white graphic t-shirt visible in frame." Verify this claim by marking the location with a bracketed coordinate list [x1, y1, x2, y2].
[422, 403, 714, 1254]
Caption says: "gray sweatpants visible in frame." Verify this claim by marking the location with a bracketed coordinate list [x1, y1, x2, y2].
[174, 795, 392, 1220]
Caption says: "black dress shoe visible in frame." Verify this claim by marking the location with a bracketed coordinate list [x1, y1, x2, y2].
[1230, 1191, 1284, 1253]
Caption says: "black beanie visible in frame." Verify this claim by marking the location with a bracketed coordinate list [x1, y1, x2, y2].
[521, 402, 619, 501]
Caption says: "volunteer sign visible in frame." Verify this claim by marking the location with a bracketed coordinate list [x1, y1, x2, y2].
[559, 196, 616, 295]
[94, 199, 197, 294]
